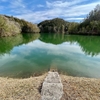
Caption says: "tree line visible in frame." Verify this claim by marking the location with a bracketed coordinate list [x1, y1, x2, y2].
[68, 4, 100, 35]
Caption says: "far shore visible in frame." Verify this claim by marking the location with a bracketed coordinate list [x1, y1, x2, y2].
[0, 73, 100, 100]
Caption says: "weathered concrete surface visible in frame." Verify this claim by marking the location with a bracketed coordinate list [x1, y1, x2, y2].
[41, 72, 63, 100]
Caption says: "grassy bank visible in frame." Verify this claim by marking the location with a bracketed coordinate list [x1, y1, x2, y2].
[60, 75, 100, 100]
[0, 73, 47, 100]
[0, 73, 100, 100]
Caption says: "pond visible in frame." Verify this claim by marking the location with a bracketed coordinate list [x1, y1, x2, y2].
[0, 33, 100, 78]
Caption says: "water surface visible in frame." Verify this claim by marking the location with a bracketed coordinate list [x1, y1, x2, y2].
[0, 33, 100, 78]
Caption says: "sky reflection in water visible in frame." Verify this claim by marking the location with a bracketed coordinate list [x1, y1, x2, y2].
[0, 34, 100, 78]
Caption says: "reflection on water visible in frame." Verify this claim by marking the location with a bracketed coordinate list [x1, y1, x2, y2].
[0, 33, 100, 78]
[40, 33, 100, 56]
[0, 33, 40, 55]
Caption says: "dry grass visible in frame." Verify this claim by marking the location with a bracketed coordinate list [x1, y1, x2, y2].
[0, 73, 47, 100]
[60, 75, 100, 100]
[0, 73, 100, 100]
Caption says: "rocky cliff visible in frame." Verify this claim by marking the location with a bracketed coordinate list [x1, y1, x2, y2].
[0, 15, 40, 37]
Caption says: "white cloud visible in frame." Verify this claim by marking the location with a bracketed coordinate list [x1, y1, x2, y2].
[46, 0, 87, 8]
[15, 0, 100, 23]
[26, 40, 83, 55]
[10, 0, 25, 8]
[0, 39, 100, 78]
[1, 0, 100, 23]
[0, 54, 17, 67]
[7, 0, 33, 14]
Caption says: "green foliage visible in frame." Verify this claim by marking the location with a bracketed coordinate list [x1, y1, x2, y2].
[0, 33, 40, 55]
[38, 18, 68, 27]
[78, 4, 100, 35]
[38, 18, 68, 33]
[1, 4, 100, 36]
[5, 15, 40, 33]
[0, 16, 8, 32]
[22, 22, 40, 33]
[67, 22, 79, 34]
[0, 15, 40, 37]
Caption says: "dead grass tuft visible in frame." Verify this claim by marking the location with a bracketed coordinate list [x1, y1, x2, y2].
[0, 73, 47, 100]
[60, 75, 100, 100]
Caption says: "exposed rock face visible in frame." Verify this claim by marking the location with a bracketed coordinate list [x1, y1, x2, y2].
[38, 18, 68, 34]
[0, 15, 21, 37]
[0, 15, 40, 37]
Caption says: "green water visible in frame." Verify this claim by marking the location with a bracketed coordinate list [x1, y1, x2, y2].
[0, 33, 100, 78]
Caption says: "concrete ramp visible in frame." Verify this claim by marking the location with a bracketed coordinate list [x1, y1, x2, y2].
[41, 72, 63, 100]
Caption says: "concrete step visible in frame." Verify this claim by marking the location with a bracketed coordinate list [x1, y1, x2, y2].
[41, 72, 63, 100]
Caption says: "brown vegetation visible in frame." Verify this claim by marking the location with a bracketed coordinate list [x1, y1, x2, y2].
[60, 75, 100, 100]
[0, 15, 40, 37]
[0, 15, 21, 37]
[0, 73, 100, 100]
[0, 73, 47, 100]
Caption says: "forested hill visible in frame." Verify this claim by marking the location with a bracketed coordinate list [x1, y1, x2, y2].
[68, 4, 100, 35]
[0, 15, 40, 37]
[38, 18, 69, 34]
[0, 4, 100, 37]
[38, 4, 100, 35]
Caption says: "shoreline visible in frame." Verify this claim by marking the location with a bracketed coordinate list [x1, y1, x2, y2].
[0, 73, 100, 100]
[0, 73, 47, 100]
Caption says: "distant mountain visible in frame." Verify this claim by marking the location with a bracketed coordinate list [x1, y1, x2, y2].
[0, 15, 40, 37]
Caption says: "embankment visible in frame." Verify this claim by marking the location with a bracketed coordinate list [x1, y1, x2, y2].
[0, 73, 100, 100]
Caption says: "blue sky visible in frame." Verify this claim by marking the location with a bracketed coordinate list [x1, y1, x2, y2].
[0, 0, 100, 23]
